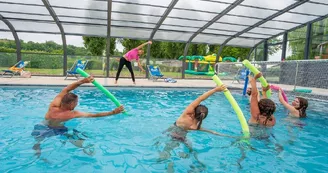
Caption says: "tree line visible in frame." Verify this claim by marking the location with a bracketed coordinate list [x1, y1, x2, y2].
[0, 38, 252, 60]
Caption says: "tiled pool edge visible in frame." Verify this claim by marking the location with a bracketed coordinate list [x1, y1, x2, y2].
[1, 83, 328, 102]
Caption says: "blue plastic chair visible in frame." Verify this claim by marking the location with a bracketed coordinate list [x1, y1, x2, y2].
[233, 68, 249, 84]
[147, 65, 164, 81]
[65, 60, 88, 80]
[1, 61, 30, 78]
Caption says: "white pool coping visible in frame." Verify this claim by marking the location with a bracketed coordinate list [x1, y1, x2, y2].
[0, 76, 327, 97]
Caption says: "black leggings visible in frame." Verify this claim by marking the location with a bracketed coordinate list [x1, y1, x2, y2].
[115, 57, 135, 82]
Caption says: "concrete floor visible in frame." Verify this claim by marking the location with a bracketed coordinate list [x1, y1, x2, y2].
[0, 76, 327, 97]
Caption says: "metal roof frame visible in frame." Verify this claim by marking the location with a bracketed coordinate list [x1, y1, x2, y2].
[105, 0, 112, 77]
[0, 0, 327, 77]
[41, 0, 67, 76]
[182, 0, 244, 78]
[0, 1, 311, 26]
[0, 13, 21, 61]
[146, 0, 179, 78]
[215, 0, 310, 62]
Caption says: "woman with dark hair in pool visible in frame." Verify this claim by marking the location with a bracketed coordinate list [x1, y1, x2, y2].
[158, 85, 234, 162]
[248, 73, 276, 127]
[278, 91, 308, 118]
[115, 41, 152, 84]
[172, 85, 230, 136]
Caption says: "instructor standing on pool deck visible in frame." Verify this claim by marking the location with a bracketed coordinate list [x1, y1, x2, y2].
[115, 41, 152, 84]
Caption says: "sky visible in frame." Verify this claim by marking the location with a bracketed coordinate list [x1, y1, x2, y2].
[0, 31, 287, 61]
[0, 32, 124, 52]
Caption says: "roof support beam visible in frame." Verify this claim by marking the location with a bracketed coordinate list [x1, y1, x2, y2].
[186, 0, 244, 44]
[215, 0, 309, 62]
[0, 14, 21, 62]
[281, 32, 288, 61]
[254, 47, 257, 61]
[263, 39, 268, 61]
[181, 42, 190, 79]
[41, 0, 68, 76]
[106, 0, 113, 77]
[146, 0, 179, 78]
[182, 0, 244, 79]
[246, 46, 256, 60]
[304, 23, 312, 60]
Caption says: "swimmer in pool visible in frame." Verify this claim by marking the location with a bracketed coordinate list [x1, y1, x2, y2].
[278, 90, 308, 118]
[246, 87, 260, 102]
[158, 85, 234, 165]
[248, 73, 276, 127]
[31, 76, 124, 157]
[174, 85, 230, 135]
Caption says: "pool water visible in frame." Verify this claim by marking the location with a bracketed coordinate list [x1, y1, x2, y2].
[0, 87, 327, 173]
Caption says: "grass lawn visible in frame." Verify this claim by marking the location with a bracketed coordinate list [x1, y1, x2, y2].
[0, 67, 189, 78]
[3, 68, 273, 80]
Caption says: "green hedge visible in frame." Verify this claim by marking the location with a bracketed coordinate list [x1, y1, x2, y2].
[0, 52, 181, 73]
[156, 64, 181, 73]
[0, 53, 16, 67]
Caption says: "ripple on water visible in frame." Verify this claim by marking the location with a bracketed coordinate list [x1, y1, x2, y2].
[0, 87, 328, 172]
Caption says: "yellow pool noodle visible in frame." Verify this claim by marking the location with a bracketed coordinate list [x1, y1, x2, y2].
[242, 60, 272, 98]
[212, 75, 250, 138]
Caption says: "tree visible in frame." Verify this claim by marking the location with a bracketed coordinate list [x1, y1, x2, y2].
[114, 49, 123, 57]
[150, 42, 165, 59]
[0, 39, 89, 55]
[119, 39, 144, 53]
[208, 45, 250, 60]
[83, 37, 106, 56]
[188, 44, 207, 56]
[83, 37, 116, 56]
[286, 27, 307, 60]
[162, 42, 186, 59]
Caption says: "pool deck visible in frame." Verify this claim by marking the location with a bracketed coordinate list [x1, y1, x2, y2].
[0, 76, 327, 97]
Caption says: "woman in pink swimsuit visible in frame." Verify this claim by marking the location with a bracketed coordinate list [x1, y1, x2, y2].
[115, 41, 152, 84]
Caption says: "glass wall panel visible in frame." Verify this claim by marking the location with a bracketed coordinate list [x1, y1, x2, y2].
[310, 17, 328, 60]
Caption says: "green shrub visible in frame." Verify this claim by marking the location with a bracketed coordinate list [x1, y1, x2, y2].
[0, 53, 16, 67]
[22, 54, 63, 69]
[86, 60, 102, 70]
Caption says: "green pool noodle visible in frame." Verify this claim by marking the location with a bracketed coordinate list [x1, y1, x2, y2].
[76, 68, 122, 109]
[243, 60, 272, 98]
[212, 75, 250, 138]
[294, 88, 312, 93]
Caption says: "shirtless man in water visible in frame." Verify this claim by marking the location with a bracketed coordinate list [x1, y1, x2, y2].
[31, 76, 124, 157]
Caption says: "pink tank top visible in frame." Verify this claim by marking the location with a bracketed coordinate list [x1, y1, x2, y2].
[124, 48, 139, 61]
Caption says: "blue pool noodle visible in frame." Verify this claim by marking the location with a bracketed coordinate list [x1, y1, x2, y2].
[243, 70, 250, 96]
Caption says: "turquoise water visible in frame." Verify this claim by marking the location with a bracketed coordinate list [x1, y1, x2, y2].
[0, 87, 327, 173]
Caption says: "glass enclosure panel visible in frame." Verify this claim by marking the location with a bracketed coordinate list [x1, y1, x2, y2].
[286, 26, 307, 60]
[310, 17, 328, 60]
[291, 3, 328, 16]
[241, 0, 296, 10]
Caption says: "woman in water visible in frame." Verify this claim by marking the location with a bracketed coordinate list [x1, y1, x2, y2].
[246, 87, 260, 102]
[158, 85, 233, 164]
[278, 90, 308, 118]
[248, 73, 276, 127]
[172, 85, 230, 136]
[115, 41, 152, 84]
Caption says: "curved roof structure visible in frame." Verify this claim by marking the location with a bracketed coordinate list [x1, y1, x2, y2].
[1, 0, 328, 48]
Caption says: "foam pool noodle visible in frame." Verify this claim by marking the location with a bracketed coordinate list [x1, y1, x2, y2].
[212, 75, 250, 138]
[76, 68, 125, 114]
[243, 60, 272, 98]
[270, 85, 288, 103]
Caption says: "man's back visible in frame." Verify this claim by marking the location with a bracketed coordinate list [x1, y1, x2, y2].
[45, 107, 75, 127]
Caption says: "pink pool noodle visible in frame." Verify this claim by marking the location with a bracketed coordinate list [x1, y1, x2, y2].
[270, 85, 288, 102]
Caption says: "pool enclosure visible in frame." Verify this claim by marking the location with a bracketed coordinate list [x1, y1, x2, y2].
[1, 0, 328, 78]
